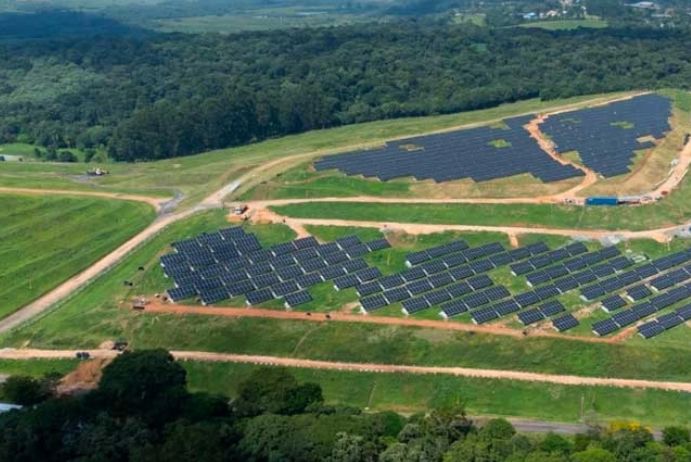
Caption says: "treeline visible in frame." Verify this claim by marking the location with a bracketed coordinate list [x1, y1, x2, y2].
[1, 350, 691, 462]
[2, 21, 691, 161]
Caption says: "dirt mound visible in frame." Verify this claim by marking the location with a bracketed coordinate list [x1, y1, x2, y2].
[58, 357, 111, 395]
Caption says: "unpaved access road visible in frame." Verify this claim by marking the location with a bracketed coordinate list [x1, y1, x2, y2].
[0, 186, 167, 211]
[3, 348, 691, 393]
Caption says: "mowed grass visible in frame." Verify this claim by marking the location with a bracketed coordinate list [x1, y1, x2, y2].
[269, 189, 690, 231]
[0, 194, 155, 319]
[184, 361, 691, 427]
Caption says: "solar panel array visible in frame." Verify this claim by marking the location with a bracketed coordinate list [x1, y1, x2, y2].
[360, 238, 527, 315]
[315, 115, 584, 184]
[161, 227, 391, 308]
[540, 94, 672, 177]
[637, 304, 691, 339]
[589, 249, 691, 337]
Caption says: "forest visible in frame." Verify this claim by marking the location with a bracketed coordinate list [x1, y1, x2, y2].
[1, 11, 691, 161]
[1, 349, 690, 462]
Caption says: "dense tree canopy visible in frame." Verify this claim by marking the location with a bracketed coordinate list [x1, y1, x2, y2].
[1, 350, 691, 462]
[1, 20, 691, 161]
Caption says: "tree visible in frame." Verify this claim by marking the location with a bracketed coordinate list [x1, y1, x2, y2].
[235, 367, 323, 416]
[58, 150, 78, 162]
[2, 375, 49, 405]
[663, 426, 690, 446]
[479, 418, 516, 441]
[98, 349, 187, 418]
[572, 448, 617, 462]
[539, 433, 572, 455]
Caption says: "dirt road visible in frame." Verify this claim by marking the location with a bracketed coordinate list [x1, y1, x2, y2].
[3, 348, 691, 392]
[0, 186, 167, 211]
[249, 214, 676, 243]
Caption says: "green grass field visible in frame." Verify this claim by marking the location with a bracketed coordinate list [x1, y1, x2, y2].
[0, 194, 155, 319]
[184, 361, 691, 427]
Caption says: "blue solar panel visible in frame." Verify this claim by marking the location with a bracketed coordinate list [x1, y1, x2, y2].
[315, 115, 584, 184]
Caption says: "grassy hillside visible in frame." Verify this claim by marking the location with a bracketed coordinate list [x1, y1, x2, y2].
[0, 194, 155, 319]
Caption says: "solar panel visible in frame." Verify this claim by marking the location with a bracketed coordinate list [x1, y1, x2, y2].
[336, 235, 362, 249]
[676, 304, 691, 321]
[449, 266, 474, 281]
[271, 280, 300, 297]
[334, 274, 361, 291]
[342, 259, 368, 274]
[472, 308, 499, 324]
[574, 269, 597, 285]
[539, 300, 565, 317]
[554, 276, 579, 293]
[535, 285, 560, 300]
[271, 241, 297, 256]
[365, 238, 391, 252]
[442, 253, 467, 268]
[361, 294, 388, 312]
[301, 258, 327, 273]
[463, 291, 490, 309]
[638, 321, 665, 339]
[406, 250, 430, 266]
[634, 263, 658, 279]
[167, 285, 196, 302]
[380, 274, 406, 289]
[199, 287, 228, 305]
[383, 287, 411, 303]
[318, 242, 341, 255]
[227, 279, 256, 296]
[356, 281, 382, 297]
[296, 273, 324, 289]
[440, 299, 468, 317]
[276, 265, 304, 281]
[251, 273, 281, 289]
[485, 285, 510, 302]
[402, 297, 431, 314]
[293, 236, 319, 249]
[592, 318, 619, 336]
[294, 248, 320, 263]
[511, 261, 534, 276]
[581, 285, 605, 301]
[428, 272, 454, 288]
[494, 299, 520, 316]
[515, 291, 540, 308]
[518, 308, 545, 325]
[323, 251, 349, 265]
[469, 259, 494, 274]
[553, 314, 579, 332]
[320, 266, 347, 280]
[346, 244, 370, 258]
[284, 290, 313, 308]
[424, 289, 452, 306]
[406, 279, 434, 295]
[468, 275, 493, 290]
[632, 301, 655, 319]
[601, 295, 627, 312]
[421, 260, 448, 275]
[355, 267, 382, 283]
[658, 312, 683, 329]
[488, 252, 513, 267]
[612, 310, 638, 328]
[246, 288, 274, 305]
[400, 267, 427, 282]
[446, 282, 473, 298]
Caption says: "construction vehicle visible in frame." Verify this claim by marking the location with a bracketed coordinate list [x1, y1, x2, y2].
[86, 167, 110, 177]
[233, 204, 248, 215]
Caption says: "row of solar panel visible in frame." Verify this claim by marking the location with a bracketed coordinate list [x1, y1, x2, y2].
[315, 112, 585, 184]
[580, 248, 691, 302]
[523, 245, 621, 285]
[592, 282, 691, 336]
[540, 94, 671, 177]
[359, 241, 557, 314]
[637, 304, 691, 339]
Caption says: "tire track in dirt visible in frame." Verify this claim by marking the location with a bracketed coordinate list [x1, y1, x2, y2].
[3, 348, 691, 392]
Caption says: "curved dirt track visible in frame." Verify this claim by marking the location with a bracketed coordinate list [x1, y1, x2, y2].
[3, 348, 691, 393]
[141, 303, 623, 345]
[250, 214, 677, 243]
[0, 186, 167, 211]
